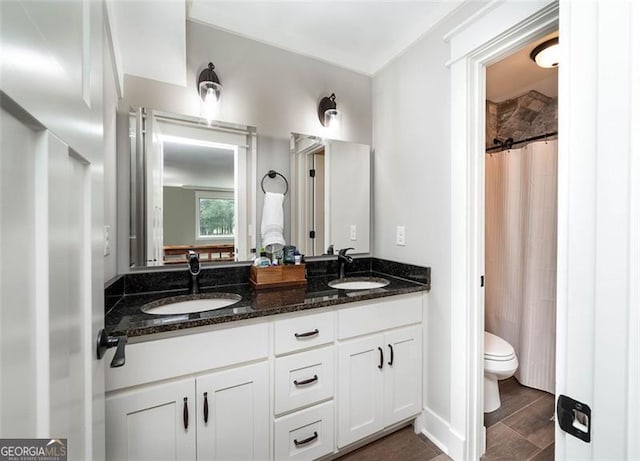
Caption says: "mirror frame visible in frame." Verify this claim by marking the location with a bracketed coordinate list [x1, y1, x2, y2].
[129, 107, 257, 269]
[290, 132, 371, 257]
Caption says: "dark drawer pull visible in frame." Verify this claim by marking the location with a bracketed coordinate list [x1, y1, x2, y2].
[294, 431, 318, 447]
[183, 397, 189, 430]
[388, 344, 394, 366]
[294, 329, 319, 339]
[203, 392, 209, 423]
[378, 347, 384, 369]
[294, 374, 319, 386]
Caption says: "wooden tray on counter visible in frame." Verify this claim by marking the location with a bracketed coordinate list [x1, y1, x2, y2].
[249, 264, 306, 289]
[252, 285, 306, 309]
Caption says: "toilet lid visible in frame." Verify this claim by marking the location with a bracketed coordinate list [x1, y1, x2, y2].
[484, 331, 515, 360]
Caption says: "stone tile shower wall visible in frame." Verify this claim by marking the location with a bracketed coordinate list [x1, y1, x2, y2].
[486, 90, 558, 148]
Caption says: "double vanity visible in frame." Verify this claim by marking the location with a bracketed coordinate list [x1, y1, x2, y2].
[104, 258, 430, 460]
[109, 106, 427, 460]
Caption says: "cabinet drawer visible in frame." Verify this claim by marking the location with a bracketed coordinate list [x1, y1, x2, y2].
[337, 294, 422, 339]
[275, 346, 335, 415]
[274, 401, 335, 461]
[274, 311, 335, 355]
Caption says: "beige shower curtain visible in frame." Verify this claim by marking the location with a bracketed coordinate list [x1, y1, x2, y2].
[485, 139, 557, 394]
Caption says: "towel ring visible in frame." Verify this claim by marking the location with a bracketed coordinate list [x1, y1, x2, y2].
[261, 170, 289, 196]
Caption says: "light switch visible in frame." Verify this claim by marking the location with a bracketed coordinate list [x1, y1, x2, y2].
[104, 225, 111, 256]
[396, 226, 405, 246]
[350, 224, 357, 241]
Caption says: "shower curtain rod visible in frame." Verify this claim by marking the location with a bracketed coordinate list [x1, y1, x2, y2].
[486, 131, 558, 153]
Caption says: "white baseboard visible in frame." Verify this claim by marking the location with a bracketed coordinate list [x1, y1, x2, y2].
[447, 427, 465, 461]
[418, 407, 467, 460]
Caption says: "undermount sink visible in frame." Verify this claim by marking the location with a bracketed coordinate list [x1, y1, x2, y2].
[141, 294, 242, 315]
[328, 277, 390, 290]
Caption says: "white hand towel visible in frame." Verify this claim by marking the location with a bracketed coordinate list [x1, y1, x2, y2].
[261, 192, 285, 252]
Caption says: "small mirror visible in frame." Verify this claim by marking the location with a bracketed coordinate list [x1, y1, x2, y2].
[129, 108, 257, 267]
[290, 133, 370, 256]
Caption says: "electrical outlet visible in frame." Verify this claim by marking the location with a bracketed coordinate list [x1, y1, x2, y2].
[104, 225, 111, 256]
[396, 226, 405, 246]
[350, 224, 357, 241]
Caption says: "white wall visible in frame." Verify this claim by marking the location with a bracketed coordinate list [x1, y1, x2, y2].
[163, 187, 197, 246]
[116, 21, 372, 273]
[372, 1, 484, 442]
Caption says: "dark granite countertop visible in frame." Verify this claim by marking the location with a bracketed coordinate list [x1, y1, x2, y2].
[105, 270, 428, 338]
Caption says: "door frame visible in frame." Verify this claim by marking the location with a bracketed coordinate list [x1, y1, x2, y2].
[445, 2, 559, 459]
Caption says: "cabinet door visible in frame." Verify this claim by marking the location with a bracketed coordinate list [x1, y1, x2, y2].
[106, 379, 196, 461]
[383, 325, 422, 426]
[337, 335, 385, 448]
[196, 362, 269, 461]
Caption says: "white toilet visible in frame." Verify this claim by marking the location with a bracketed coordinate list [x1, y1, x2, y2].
[484, 331, 519, 413]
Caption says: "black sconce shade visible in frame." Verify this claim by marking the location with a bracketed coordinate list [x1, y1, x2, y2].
[318, 93, 338, 126]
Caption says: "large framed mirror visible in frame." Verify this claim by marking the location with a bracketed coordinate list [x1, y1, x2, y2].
[129, 108, 257, 268]
[290, 133, 370, 257]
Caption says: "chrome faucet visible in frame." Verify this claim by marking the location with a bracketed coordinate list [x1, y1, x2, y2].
[337, 248, 354, 279]
[187, 250, 201, 294]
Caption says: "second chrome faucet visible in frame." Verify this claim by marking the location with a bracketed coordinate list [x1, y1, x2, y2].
[337, 247, 354, 279]
[188, 250, 201, 294]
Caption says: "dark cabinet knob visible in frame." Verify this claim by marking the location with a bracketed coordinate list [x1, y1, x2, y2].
[388, 344, 394, 366]
[294, 375, 319, 386]
[378, 347, 384, 369]
[203, 392, 209, 423]
[294, 329, 319, 338]
[183, 397, 189, 430]
[294, 431, 318, 447]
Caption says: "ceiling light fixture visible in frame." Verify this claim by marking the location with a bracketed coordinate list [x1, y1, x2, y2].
[530, 37, 559, 68]
[318, 93, 340, 134]
[197, 62, 222, 123]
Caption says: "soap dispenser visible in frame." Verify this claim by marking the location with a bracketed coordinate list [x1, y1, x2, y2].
[254, 248, 271, 267]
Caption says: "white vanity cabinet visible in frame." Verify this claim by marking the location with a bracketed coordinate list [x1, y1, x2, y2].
[336, 295, 422, 448]
[106, 362, 269, 461]
[105, 323, 270, 461]
[105, 292, 425, 461]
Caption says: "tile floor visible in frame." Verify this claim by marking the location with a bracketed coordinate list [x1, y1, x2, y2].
[335, 426, 449, 461]
[336, 378, 554, 461]
[483, 378, 555, 461]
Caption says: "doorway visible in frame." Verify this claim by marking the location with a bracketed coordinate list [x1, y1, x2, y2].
[448, 2, 639, 460]
[483, 33, 558, 459]
[445, 2, 560, 459]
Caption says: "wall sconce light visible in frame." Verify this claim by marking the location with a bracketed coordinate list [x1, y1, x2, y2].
[530, 37, 559, 68]
[197, 62, 222, 123]
[318, 93, 340, 134]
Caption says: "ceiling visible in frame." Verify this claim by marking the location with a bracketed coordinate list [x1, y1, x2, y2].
[486, 32, 559, 102]
[163, 141, 235, 189]
[187, 1, 464, 75]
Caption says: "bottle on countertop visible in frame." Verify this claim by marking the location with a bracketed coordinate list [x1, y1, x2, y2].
[254, 248, 271, 267]
[283, 245, 296, 265]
